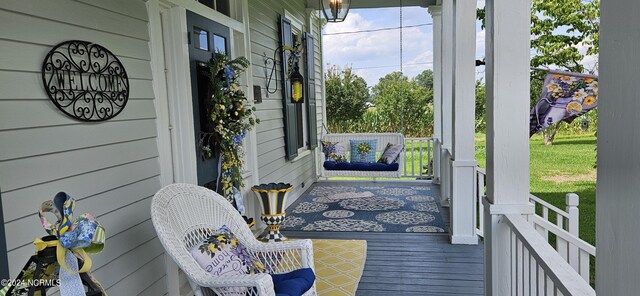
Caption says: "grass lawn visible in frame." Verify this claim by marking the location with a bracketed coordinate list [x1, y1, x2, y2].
[475, 133, 597, 246]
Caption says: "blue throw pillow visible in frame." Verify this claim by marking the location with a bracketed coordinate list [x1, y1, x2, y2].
[271, 268, 315, 296]
[350, 139, 377, 163]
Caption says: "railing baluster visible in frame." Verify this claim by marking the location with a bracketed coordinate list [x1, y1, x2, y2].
[542, 208, 550, 239]
[517, 238, 522, 295]
[404, 139, 408, 176]
[512, 230, 517, 296]
[427, 139, 431, 177]
[556, 213, 564, 230]
[419, 140, 424, 177]
[579, 249, 589, 282]
[524, 248, 530, 296]
[411, 140, 415, 176]
[537, 263, 544, 296]
[530, 253, 536, 296]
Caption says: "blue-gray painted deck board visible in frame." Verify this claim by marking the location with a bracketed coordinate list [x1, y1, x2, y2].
[283, 182, 484, 296]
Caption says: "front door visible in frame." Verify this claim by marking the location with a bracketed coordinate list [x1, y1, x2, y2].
[186, 11, 231, 189]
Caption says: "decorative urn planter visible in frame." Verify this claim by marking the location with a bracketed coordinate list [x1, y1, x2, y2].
[251, 183, 293, 242]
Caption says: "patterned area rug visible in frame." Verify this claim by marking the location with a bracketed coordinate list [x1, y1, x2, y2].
[313, 239, 366, 296]
[282, 183, 447, 233]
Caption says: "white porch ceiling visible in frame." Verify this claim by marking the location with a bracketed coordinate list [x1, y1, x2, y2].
[305, 0, 438, 9]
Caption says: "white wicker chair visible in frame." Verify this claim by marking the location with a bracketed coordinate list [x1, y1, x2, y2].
[151, 183, 317, 296]
[321, 133, 405, 178]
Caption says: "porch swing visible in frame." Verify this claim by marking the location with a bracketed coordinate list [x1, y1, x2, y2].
[321, 1, 408, 178]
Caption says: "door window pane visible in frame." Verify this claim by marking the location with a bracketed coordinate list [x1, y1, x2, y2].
[213, 34, 227, 54]
[194, 27, 209, 51]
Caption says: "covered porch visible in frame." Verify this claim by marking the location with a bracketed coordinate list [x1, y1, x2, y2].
[282, 180, 484, 296]
[3, 0, 639, 294]
[309, 0, 599, 295]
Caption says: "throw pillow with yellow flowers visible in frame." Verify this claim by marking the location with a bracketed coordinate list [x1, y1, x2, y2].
[357, 142, 372, 155]
[191, 225, 264, 276]
[199, 52, 260, 206]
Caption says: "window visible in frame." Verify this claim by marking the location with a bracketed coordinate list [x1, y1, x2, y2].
[291, 31, 308, 151]
[289, 20, 308, 152]
[197, 0, 230, 16]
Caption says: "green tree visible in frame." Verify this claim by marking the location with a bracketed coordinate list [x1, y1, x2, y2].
[531, 0, 599, 145]
[325, 66, 370, 132]
[530, 0, 599, 74]
[414, 69, 434, 96]
[371, 72, 433, 137]
[478, 0, 600, 144]
[475, 79, 487, 131]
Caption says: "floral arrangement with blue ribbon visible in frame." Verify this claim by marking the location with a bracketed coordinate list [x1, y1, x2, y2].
[36, 192, 106, 296]
[198, 52, 260, 207]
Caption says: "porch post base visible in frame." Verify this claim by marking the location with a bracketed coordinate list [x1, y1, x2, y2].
[450, 234, 478, 245]
[439, 148, 452, 206]
[450, 160, 477, 245]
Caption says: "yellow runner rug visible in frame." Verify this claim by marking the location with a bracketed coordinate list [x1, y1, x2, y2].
[312, 239, 367, 296]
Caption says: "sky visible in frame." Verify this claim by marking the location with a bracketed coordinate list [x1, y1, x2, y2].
[321, 1, 598, 88]
[322, 5, 486, 87]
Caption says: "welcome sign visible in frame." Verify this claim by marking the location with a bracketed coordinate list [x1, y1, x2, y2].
[42, 40, 129, 121]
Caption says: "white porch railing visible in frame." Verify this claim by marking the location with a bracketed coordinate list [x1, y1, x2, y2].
[476, 167, 486, 237]
[402, 137, 434, 179]
[503, 214, 596, 296]
[475, 167, 595, 284]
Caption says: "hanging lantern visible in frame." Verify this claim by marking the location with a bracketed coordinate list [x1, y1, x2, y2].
[321, 0, 351, 23]
[289, 64, 304, 103]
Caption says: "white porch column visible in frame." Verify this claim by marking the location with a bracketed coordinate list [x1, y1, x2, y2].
[440, 0, 454, 206]
[596, 1, 640, 294]
[429, 5, 442, 184]
[483, 0, 532, 294]
[449, 0, 477, 245]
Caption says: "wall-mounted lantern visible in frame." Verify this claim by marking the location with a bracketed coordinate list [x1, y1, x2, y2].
[263, 43, 305, 104]
[289, 62, 304, 103]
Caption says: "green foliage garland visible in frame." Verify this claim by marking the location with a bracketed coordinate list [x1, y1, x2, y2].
[200, 53, 259, 203]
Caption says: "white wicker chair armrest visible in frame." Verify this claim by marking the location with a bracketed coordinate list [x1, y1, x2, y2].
[193, 273, 275, 296]
[249, 239, 315, 272]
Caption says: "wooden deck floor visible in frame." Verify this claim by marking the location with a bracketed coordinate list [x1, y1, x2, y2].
[283, 182, 484, 295]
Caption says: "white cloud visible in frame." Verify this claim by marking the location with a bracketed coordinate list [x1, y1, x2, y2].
[476, 29, 485, 59]
[322, 8, 434, 86]
[322, 7, 488, 85]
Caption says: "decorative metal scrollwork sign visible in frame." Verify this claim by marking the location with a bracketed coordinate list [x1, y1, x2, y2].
[42, 40, 129, 121]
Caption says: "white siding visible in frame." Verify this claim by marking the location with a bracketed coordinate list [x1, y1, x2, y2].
[248, 0, 325, 203]
[0, 0, 166, 294]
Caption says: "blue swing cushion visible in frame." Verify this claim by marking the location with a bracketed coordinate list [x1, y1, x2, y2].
[323, 160, 399, 171]
[271, 268, 316, 296]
